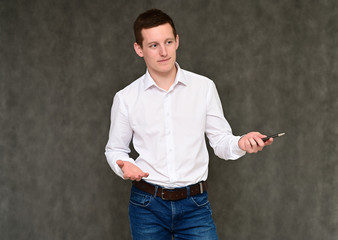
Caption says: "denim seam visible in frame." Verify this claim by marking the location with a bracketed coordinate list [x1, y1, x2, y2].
[190, 193, 209, 207]
[129, 191, 152, 207]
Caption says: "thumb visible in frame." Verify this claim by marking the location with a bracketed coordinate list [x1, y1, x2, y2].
[116, 160, 124, 168]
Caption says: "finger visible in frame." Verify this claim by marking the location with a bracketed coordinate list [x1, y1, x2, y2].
[254, 140, 264, 151]
[254, 136, 265, 147]
[264, 138, 274, 146]
[250, 132, 264, 138]
[248, 138, 257, 147]
[134, 175, 141, 181]
[244, 139, 251, 150]
[256, 145, 264, 151]
[123, 173, 131, 180]
[144, 172, 149, 178]
[250, 138, 263, 153]
[244, 140, 254, 153]
[116, 160, 124, 168]
[136, 172, 149, 181]
[129, 174, 137, 181]
[257, 133, 266, 138]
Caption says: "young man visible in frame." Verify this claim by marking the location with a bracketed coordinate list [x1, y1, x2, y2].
[105, 9, 273, 240]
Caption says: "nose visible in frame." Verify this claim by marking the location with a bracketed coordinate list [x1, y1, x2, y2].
[159, 45, 167, 57]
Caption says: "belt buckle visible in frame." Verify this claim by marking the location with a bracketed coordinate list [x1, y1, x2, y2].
[161, 188, 170, 200]
[160, 188, 169, 200]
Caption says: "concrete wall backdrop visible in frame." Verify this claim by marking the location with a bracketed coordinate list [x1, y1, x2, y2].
[1, 0, 337, 239]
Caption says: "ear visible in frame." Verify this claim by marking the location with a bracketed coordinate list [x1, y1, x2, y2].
[134, 42, 144, 57]
[175, 34, 179, 50]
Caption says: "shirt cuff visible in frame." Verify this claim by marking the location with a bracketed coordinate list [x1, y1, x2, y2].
[108, 157, 136, 179]
[231, 136, 246, 158]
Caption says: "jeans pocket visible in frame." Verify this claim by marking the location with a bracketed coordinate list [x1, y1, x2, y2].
[129, 188, 153, 207]
[190, 192, 210, 207]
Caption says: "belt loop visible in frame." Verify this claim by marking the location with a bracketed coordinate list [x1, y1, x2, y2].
[186, 186, 190, 198]
[199, 182, 204, 194]
[153, 185, 158, 198]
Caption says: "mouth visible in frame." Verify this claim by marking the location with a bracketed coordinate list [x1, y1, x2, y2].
[158, 57, 171, 63]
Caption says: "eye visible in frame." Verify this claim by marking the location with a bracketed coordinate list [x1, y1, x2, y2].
[149, 44, 157, 48]
[166, 40, 173, 45]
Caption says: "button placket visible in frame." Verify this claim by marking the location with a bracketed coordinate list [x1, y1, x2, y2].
[163, 92, 176, 182]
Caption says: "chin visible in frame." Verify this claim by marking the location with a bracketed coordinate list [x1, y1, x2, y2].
[159, 65, 175, 73]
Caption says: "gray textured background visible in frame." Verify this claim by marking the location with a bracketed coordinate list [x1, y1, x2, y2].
[1, 0, 338, 239]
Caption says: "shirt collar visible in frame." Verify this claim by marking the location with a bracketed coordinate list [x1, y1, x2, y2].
[143, 62, 188, 91]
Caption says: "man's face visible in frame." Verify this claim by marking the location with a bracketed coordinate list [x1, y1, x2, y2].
[134, 23, 179, 77]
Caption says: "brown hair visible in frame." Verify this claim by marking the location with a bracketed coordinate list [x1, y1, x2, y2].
[133, 9, 177, 47]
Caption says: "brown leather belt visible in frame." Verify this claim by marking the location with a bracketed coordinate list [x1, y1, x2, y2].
[132, 180, 208, 201]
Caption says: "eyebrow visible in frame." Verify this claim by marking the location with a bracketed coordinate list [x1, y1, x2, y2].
[146, 38, 175, 46]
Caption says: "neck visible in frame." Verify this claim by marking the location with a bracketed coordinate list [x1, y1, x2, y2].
[149, 66, 177, 91]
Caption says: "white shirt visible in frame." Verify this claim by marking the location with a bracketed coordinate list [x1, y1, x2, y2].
[105, 64, 246, 188]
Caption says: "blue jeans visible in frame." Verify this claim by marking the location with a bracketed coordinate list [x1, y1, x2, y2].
[128, 184, 219, 240]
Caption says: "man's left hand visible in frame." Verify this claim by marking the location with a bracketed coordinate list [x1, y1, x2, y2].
[238, 131, 273, 153]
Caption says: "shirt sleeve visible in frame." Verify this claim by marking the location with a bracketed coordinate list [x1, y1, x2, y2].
[105, 92, 135, 179]
[205, 81, 246, 160]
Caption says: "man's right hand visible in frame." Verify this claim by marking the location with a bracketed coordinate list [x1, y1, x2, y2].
[116, 160, 149, 181]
